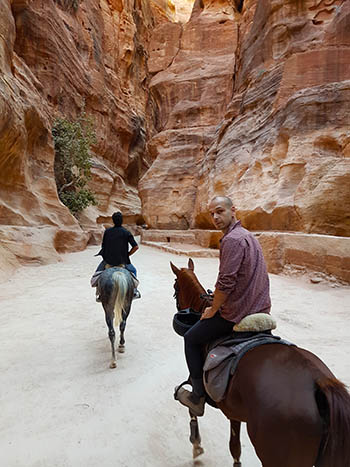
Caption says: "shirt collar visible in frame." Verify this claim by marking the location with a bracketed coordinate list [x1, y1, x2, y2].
[220, 220, 241, 241]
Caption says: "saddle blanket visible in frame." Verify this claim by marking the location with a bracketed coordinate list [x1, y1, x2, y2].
[90, 267, 139, 288]
[203, 333, 295, 402]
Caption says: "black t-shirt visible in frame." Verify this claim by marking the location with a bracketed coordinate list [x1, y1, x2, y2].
[101, 226, 137, 266]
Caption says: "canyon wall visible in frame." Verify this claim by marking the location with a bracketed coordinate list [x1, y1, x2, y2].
[0, 0, 160, 280]
[1, 0, 349, 283]
[140, 0, 239, 228]
[141, 0, 350, 239]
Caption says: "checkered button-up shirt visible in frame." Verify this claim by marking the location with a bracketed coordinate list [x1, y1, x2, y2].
[216, 221, 271, 323]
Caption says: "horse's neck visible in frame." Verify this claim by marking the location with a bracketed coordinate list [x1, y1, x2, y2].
[181, 274, 206, 311]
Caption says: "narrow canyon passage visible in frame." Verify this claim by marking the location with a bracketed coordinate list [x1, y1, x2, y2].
[1, 245, 349, 466]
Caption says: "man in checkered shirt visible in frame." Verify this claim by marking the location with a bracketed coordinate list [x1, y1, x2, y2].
[176, 196, 271, 416]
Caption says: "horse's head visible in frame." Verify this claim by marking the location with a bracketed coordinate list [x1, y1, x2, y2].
[170, 258, 212, 313]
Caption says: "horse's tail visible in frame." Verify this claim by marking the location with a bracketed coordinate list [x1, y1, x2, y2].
[111, 270, 129, 327]
[315, 377, 350, 467]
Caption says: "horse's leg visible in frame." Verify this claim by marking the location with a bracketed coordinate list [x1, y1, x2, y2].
[118, 295, 132, 353]
[118, 317, 126, 353]
[229, 420, 242, 466]
[189, 412, 204, 458]
[105, 312, 117, 368]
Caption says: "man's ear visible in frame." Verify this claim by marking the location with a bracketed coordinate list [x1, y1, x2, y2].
[170, 262, 180, 276]
[231, 206, 236, 216]
[188, 258, 194, 271]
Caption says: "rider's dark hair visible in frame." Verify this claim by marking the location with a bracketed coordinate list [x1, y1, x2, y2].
[112, 211, 123, 227]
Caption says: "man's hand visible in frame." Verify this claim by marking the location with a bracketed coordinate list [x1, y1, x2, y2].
[200, 306, 217, 320]
[200, 288, 228, 320]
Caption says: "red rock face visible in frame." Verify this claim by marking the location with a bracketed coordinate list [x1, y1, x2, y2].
[139, 0, 238, 228]
[195, 0, 350, 236]
[0, 0, 156, 276]
[1, 0, 349, 279]
[140, 0, 350, 238]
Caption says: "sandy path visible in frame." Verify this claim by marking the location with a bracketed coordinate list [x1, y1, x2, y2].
[1, 244, 350, 467]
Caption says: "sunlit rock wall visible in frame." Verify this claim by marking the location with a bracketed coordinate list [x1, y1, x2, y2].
[195, 0, 350, 237]
[172, 0, 195, 23]
[141, 0, 350, 239]
[0, 0, 158, 279]
[139, 0, 238, 228]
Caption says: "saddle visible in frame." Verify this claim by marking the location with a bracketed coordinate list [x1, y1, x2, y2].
[91, 264, 139, 289]
[203, 333, 295, 402]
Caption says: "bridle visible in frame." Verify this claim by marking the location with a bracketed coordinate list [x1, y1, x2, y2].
[173, 278, 213, 314]
[173, 279, 181, 311]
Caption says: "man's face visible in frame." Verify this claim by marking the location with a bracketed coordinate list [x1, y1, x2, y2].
[209, 198, 235, 232]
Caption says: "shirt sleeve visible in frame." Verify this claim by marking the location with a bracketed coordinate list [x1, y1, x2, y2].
[100, 230, 107, 259]
[128, 232, 138, 248]
[215, 237, 246, 294]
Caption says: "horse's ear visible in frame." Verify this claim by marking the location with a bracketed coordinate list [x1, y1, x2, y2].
[188, 258, 194, 271]
[170, 262, 180, 276]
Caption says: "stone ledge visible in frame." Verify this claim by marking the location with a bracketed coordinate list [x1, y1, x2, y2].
[141, 229, 350, 284]
[142, 241, 219, 258]
[0, 225, 89, 283]
[141, 229, 222, 248]
[257, 231, 350, 284]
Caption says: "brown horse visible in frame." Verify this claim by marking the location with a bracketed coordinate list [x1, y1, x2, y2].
[171, 258, 350, 467]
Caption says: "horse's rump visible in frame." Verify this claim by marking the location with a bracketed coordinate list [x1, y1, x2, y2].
[225, 344, 331, 417]
[99, 267, 134, 326]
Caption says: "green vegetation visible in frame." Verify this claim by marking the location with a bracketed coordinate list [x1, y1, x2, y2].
[52, 111, 97, 216]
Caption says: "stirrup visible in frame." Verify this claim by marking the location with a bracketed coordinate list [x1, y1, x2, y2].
[175, 387, 205, 417]
[174, 379, 191, 400]
[133, 289, 141, 299]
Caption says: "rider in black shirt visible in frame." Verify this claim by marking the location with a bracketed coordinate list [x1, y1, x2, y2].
[92, 212, 140, 300]
[100, 218, 138, 270]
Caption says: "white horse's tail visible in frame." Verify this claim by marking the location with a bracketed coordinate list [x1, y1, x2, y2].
[112, 270, 129, 326]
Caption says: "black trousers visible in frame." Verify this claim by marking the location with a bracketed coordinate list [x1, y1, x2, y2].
[184, 313, 233, 380]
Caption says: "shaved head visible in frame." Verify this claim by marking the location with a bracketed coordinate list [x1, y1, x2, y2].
[209, 196, 236, 233]
[210, 196, 233, 209]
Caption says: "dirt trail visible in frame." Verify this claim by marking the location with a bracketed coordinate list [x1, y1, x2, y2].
[1, 245, 350, 467]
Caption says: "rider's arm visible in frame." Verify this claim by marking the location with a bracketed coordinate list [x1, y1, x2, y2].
[128, 245, 139, 256]
[200, 237, 245, 320]
[200, 289, 228, 320]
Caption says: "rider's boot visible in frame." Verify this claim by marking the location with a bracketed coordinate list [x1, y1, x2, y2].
[129, 273, 141, 299]
[95, 290, 101, 302]
[133, 289, 141, 299]
[176, 377, 205, 416]
[95, 285, 101, 303]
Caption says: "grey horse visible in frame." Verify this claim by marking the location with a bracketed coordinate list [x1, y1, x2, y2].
[97, 267, 134, 368]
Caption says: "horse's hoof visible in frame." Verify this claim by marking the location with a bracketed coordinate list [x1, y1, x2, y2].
[109, 361, 117, 369]
[118, 346, 125, 353]
[193, 444, 204, 459]
[234, 462, 242, 467]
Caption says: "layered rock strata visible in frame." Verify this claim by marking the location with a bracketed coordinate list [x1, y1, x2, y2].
[141, 0, 349, 239]
[195, 0, 350, 237]
[139, 0, 238, 228]
[0, 0, 158, 280]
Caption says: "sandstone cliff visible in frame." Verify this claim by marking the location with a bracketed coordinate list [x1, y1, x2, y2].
[196, 0, 350, 238]
[0, 0, 159, 280]
[1, 0, 349, 283]
[141, 0, 350, 239]
[140, 0, 239, 228]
